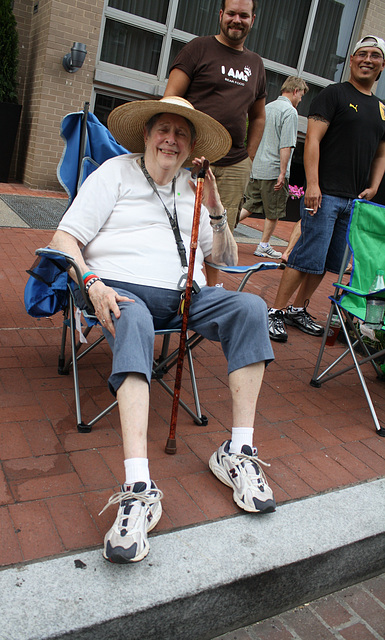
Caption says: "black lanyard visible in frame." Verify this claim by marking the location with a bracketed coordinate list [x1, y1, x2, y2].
[140, 156, 188, 269]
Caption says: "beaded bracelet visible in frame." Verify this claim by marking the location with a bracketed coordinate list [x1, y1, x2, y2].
[85, 277, 101, 294]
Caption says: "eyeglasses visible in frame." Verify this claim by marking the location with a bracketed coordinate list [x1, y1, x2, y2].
[354, 51, 384, 61]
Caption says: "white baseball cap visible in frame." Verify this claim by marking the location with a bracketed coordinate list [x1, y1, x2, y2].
[352, 35, 385, 58]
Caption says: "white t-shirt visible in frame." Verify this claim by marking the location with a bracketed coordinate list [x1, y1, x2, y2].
[58, 154, 213, 290]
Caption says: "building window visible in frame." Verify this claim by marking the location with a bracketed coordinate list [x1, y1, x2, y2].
[174, 0, 221, 35]
[96, 0, 364, 114]
[94, 94, 127, 127]
[107, 0, 169, 23]
[303, 0, 360, 82]
[101, 19, 163, 75]
[248, 0, 311, 68]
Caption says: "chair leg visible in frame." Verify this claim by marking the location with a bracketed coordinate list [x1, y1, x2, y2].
[58, 305, 70, 375]
[311, 302, 337, 386]
[67, 297, 119, 433]
[68, 295, 90, 432]
[154, 332, 207, 426]
[65, 323, 207, 433]
[186, 342, 208, 426]
[339, 318, 385, 436]
[311, 304, 385, 436]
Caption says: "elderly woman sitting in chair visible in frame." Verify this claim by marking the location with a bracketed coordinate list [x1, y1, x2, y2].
[50, 96, 275, 564]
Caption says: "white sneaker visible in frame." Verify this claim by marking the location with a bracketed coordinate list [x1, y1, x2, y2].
[100, 481, 163, 563]
[209, 441, 276, 513]
[254, 243, 282, 259]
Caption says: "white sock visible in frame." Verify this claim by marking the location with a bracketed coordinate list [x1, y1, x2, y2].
[260, 242, 269, 248]
[229, 427, 254, 454]
[124, 458, 150, 489]
[290, 306, 303, 312]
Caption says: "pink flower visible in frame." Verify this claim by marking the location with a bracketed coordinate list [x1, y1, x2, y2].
[288, 185, 304, 199]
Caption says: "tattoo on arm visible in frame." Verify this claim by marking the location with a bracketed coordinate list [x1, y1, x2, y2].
[309, 114, 330, 126]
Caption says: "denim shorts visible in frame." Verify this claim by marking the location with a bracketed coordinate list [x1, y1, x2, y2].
[287, 194, 353, 275]
[100, 281, 274, 393]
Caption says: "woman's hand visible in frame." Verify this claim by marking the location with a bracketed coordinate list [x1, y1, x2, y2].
[87, 280, 133, 338]
[190, 156, 224, 216]
[190, 157, 237, 267]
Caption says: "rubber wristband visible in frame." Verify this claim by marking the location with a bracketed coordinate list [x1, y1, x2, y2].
[83, 274, 98, 286]
[82, 271, 94, 281]
[209, 209, 226, 220]
[210, 210, 227, 232]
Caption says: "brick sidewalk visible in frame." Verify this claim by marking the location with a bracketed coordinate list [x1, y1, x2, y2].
[0, 222, 384, 568]
[215, 573, 385, 640]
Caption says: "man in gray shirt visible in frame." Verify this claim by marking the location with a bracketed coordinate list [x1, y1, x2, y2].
[240, 76, 308, 258]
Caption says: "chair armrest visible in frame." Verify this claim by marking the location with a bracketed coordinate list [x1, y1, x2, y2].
[205, 261, 283, 292]
[333, 282, 385, 297]
[36, 247, 94, 314]
[205, 261, 283, 274]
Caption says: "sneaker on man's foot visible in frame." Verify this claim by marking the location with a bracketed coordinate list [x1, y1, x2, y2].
[254, 243, 282, 259]
[268, 308, 288, 342]
[100, 481, 163, 564]
[209, 441, 276, 513]
[285, 300, 324, 336]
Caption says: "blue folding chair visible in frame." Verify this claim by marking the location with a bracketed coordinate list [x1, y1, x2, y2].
[57, 102, 129, 208]
[26, 104, 208, 432]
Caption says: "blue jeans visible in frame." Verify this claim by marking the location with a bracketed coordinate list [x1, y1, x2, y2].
[288, 195, 353, 275]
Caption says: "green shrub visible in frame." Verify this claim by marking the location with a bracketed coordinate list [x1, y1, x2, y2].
[0, 0, 19, 103]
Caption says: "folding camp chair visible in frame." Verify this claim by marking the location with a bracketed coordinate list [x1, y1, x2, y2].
[31, 248, 207, 433]
[28, 249, 282, 433]
[25, 104, 207, 433]
[310, 199, 385, 437]
[25, 103, 283, 439]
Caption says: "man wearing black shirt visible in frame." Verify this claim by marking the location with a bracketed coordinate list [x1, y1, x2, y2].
[268, 35, 385, 343]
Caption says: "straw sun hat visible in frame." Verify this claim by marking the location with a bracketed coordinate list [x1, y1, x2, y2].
[107, 96, 232, 167]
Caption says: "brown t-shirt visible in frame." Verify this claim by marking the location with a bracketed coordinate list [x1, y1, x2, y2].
[170, 36, 266, 166]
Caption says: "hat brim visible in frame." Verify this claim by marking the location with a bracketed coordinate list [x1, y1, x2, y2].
[107, 99, 232, 168]
[352, 35, 385, 58]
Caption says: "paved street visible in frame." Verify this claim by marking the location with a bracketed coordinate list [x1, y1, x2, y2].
[214, 574, 385, 640]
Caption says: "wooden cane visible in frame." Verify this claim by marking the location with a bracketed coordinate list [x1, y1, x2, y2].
[165, 160, 209, 454]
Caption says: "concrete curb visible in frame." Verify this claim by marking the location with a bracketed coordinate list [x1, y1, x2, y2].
[1, 479, 384, 640]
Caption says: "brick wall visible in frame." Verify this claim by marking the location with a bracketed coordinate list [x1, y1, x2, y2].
[13, 0, 104, 190]
[360, 0, 385, 38]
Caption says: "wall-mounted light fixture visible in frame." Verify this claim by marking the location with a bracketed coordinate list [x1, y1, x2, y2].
[62, 42, 87, 73]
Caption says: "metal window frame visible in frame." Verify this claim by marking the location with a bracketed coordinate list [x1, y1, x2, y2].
[94, 0, 368, 100]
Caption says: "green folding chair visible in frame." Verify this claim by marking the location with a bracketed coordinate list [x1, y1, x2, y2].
[311, 199, 385, 437]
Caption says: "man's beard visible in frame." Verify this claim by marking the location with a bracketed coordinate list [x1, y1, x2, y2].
[221, 22, 250, 41]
